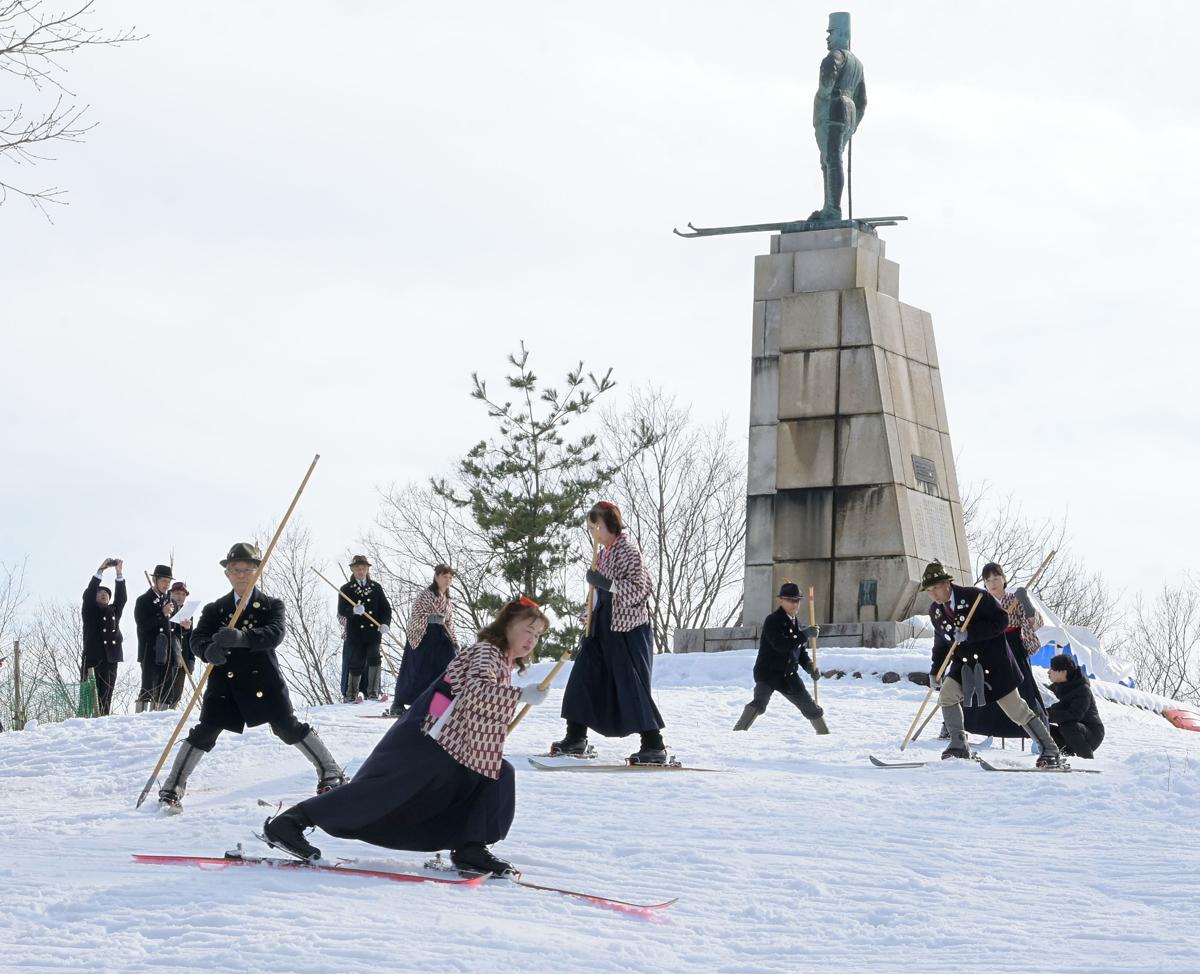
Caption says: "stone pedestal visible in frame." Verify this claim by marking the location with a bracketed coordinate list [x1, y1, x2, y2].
[676, 227, 969, 654]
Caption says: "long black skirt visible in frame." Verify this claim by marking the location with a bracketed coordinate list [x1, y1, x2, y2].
[560, 589, 664, 738]
[298, 685, 514, 851]
[392, 625, 457, 707]
[963, 631, 1049, 739]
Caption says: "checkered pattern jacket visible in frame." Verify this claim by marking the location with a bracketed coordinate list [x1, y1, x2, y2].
[421, 641, 519, 779]
[406, 586, 457, 649]
[999, 591, 1044, 656]
[599, 532, 653, 633]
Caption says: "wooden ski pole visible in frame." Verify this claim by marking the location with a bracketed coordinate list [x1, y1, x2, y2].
[808, 586, 820, 706]
[900, 592, 983, 751]
[134, 454, 321, 808]
[508, 533, 601, 735]
[311, 567, 403, 675]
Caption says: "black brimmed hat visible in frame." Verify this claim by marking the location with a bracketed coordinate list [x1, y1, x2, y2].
[220, 542, 262, 567]
[921, 561, 954, 589]
[778, 582, 802, 600]
[348, 554, 372, 568]
[151, 564, 173, 579]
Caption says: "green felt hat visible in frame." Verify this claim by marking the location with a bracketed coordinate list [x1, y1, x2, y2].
[220, 542, 262, 568]
[921, 561, 954, 590]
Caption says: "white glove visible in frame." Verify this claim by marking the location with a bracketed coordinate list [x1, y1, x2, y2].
[518, 683, 549, 706]
[352, 604, 366, 616]
[379, 624, 390, 638]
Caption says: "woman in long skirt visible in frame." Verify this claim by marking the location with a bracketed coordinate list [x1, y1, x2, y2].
[553, 501, 668, 764]
[264, 598, 551, 875]
[388, 564, 458, 716]
[971, 561, 1050, 740]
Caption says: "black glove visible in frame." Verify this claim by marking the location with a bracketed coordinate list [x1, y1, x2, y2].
[1014, 586, 1036, 616]
[809, 665, 822, 681]
[800, 625, 819, 640]
[204, 644, 228, 666]
[586, 569, 613, 592]
[212, 628, 250, 650]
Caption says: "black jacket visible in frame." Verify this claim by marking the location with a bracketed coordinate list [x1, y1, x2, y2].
[1047, 671, 1104, 735]
[337, 578, 393, 646]
[134, 587, 170, 664]
[753, 607, 815, 686]
[929, 584, 1010, 674]
[193, 588, 292, 732]
[81, 575, 127, 665]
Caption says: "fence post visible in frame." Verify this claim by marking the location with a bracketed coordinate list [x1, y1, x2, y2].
[12, 639, 26, 731]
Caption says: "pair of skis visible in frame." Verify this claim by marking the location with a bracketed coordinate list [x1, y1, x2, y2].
[869, 754, 1101, 774]
[132, 847, 675, 918]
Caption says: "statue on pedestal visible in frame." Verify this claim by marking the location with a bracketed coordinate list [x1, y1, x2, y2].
[809, 11, 867, 223]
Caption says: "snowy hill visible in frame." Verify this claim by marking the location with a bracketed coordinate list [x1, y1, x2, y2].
[1, 650, 1197, 974]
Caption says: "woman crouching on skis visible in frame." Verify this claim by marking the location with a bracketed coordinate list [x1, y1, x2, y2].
[263, 597, 551, 875]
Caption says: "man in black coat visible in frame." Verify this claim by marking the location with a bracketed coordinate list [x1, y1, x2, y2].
[134, 563, 173, 712]
[1046, 654, 1105, 759]
[80, 558, 127, 716]
[924, 561, 1063, 767]
[733, 582, 827, 734]
[337, 554, 393, 703]
[157, 542, 347, 812]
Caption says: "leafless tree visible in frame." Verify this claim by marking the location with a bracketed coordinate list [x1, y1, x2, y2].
[1, 1, 142, 214]
[600, 388, 746, 651]
[362, 479, 507, 647]
[257, 521, 341, 706]
[963, 485, 1120, 640]
[1124, 580, 1200, 704]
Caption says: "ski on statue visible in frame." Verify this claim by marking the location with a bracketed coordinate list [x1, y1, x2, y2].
[977, 759, 1101, 775]
[528, 756, 725, 773]
[131, 849, 487, 887]
[422, 854, 676, 916]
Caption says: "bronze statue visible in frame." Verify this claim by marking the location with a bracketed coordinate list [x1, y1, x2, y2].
[809, 11, 866, 222]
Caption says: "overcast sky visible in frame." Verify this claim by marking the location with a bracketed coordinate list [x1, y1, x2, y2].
[2, 1, 1196, 616]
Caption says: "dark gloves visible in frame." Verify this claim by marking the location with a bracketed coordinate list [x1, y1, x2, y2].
[586, 569, 613, 592]
[800, 625, 819, 641]
[1014, 586, 1036, 616]
[212, 628, 250, 650]
[809, 665, 822, 681]
[204, 644, 227, 666]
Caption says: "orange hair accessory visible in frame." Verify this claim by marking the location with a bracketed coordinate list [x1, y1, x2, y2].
[517, 595, 540, 609]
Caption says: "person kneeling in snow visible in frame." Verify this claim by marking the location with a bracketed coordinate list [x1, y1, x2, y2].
[733, 582, 827, 735]
[1046, 654, 1105, 759]
[262, 597, 551, 876]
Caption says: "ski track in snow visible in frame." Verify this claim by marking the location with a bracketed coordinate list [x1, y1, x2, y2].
[1, 650, 1197, 974]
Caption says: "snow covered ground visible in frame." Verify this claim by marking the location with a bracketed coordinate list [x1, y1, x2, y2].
[2, 649, 1197, 974]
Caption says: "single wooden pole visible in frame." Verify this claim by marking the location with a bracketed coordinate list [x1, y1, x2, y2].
[311, 567, 403, 674]
[808, 586, 820, 706]
[900, 592, 984, 751]
[508, 533, 601, 735]
[134, 454, 321, 808]
[12, 639, 25, 731]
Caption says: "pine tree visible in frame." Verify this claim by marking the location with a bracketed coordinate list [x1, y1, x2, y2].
[434, 343, 649, 657]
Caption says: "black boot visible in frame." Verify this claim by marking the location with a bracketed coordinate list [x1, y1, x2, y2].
[450, 842, 516, 877]
[263, 808, 320, 862]
[940, 705, 972, 760]
[733, 703, 759, 731]
[628, 731, 668, 765]
[550, 721, 592, 757]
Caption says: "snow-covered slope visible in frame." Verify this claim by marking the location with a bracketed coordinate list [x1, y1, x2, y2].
[2, 650, 1197, 974]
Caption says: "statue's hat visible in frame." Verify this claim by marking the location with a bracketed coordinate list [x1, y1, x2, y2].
[827, 11, 851, 34]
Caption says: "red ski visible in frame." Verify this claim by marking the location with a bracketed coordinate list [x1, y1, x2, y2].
[132, 853, 487, 887]
[1163, 707, 1200, 732]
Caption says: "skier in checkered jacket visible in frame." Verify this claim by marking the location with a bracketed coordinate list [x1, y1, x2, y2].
[263, 598, 551, 875]
[552, 501, 670, 765]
